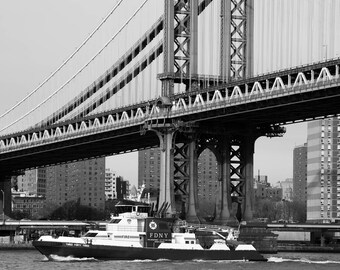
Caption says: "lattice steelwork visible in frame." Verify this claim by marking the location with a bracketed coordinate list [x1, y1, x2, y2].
[229, 139, 245, 203]
[161, 0, 201, 96]
[3, 59, 339, 155]
[173, 0, 192, 75]
[173, 143, 190, 205]
[171, 1, 194, 213]
[227, 0, 253, 79]
[161, 0, 198, 215]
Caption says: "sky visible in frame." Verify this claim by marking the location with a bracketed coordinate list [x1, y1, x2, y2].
[0, 0, 309, 187]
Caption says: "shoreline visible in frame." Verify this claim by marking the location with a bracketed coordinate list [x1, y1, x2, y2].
[0, 242, 35, 250]
[277, 244, 340, 253]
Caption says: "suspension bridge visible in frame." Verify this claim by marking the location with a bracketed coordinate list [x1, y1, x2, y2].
[1, 0, 340, 223]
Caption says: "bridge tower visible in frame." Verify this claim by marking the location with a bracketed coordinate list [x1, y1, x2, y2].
[220, 0, 254, 80]
[217, 0, 255, 223]
[156, 0, 200, 221]
[156, 0, 276, 223]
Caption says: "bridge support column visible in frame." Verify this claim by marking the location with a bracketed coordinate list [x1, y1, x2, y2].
[0, 177, 12, 222]
[157, 129, 176, 216]
[242, 136, 255, 221]
[186, 139, 199, 223]
[215, 138, 232, 224]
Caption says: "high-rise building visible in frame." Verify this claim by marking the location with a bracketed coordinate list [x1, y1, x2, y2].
[45, 158, 106, 211]
[17, 168, 46, 196]
[138, 148, 161, 196]
[105, 168, 117, 200]
[293, 143, 307, 205]
[104, 168, 130, 200]
[116, 176, 130, 200]
[307, 118, 340, 222]
[280, 178, 293, 201]
[197, 149, 219, 215]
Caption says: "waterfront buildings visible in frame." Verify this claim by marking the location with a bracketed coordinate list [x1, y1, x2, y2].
[266, 186, 282, 200]
[17, 168, 46, 196]
[197, 149, 219, 215]
[253, 175, 282, 200]
[15, 169, 47, 218]
[254, 175, 268, 185]
[138, 148, 161, 197]
[45, 158, 106, 211]
[253, 175, 269, 199]
[280, 178, 293, 201]
[105, 168, 117, 200]
[307, 118, 340, 222]
[11, 191, 45, 218]
[105, 168, 130, 200]
[13, 158, 132, 218]
[293, 143, 307, 205]
[253, 181, 267, 199]
[116, 176, 130, 200]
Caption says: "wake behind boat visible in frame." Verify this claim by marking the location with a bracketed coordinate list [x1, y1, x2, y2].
[33, 204, 267, 262]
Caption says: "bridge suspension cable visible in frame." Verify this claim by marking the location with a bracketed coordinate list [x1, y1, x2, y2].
[40, 15, 165, 126]
[59, 0, 218, 121]
[0, 0, 151, 134]
[0, 0, 124, 120]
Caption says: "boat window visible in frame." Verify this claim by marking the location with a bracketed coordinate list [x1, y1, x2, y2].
[138, 206, 151, 213]
[109, 219, 122, 224]
[115, 205, 150, 214]
[84, 232, 98, 237]
[116, 206, 133, 214]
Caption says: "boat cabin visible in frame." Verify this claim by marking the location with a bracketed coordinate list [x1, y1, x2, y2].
[106, 204, 150, 232]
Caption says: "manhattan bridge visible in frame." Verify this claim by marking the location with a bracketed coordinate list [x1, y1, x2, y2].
[1, 0, 340, 223]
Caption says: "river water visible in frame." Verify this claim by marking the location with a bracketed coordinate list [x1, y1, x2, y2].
[1, 250, 340, 270]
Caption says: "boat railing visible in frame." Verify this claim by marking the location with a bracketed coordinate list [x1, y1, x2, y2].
[187, 223, 232, 231]
[108, 225, 144, 232]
